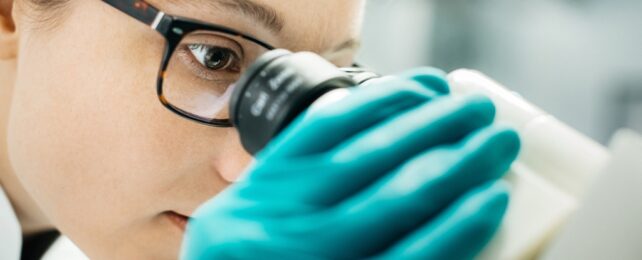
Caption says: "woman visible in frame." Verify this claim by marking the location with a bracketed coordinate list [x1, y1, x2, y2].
[0, 0, 519, 259]
[0, 0, 363, 258]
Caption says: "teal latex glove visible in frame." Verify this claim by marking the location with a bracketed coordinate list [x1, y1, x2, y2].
[182, 68, 521, 260]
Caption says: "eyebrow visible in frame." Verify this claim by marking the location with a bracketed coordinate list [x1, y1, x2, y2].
[189, 0, 285, 33]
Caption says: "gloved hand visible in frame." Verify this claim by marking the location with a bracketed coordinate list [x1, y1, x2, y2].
[182, 68, 521, 260]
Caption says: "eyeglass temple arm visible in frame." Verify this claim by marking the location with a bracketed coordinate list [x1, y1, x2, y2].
[103, 0, 165, 30]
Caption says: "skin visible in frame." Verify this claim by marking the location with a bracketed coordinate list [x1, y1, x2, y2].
[0, 0, 364, 259]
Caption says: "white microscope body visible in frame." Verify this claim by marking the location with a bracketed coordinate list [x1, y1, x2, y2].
[447, 70, 613, 259]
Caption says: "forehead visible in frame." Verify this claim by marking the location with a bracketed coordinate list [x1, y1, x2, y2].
[153, 0, 365, 52]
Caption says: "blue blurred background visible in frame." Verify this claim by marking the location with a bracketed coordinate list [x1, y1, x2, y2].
[358, 0, 642, 144]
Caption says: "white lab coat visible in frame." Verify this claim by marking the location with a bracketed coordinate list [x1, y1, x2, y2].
[0, 186, 88, 260]
[0, 186, 21, 260]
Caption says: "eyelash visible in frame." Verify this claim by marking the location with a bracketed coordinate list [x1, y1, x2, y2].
[177, 44, 242, 82]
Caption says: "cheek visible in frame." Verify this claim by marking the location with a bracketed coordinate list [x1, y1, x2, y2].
[8, 8, 168, 245]
[8, 2, 255, 257]
[6, 2, 242, 256]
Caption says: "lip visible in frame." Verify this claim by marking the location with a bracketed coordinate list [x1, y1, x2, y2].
[164, 211, 191, 232]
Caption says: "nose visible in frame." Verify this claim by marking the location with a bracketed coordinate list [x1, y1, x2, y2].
[215, 129, 254, 182]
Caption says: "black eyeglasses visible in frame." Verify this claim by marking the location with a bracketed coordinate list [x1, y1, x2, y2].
[103, 0, 276, 127]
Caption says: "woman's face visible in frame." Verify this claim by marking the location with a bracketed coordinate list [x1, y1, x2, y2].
[5, 0, 363, 258]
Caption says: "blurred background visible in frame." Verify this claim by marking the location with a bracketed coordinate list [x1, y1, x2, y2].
[357, 0, 642, 144]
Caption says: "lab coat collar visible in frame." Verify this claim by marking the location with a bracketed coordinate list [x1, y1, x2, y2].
[0, 185, 22, 260]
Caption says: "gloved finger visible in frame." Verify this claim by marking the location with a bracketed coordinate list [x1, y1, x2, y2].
[260, 73, 449, 160]
[306, 94, 497, 205]
[374, 181, 510, 260]
[395, 67, 450, 94]
[321, 126, 519, 255]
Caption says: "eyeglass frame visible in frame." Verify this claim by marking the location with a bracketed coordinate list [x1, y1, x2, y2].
[102, 0, 277, 127]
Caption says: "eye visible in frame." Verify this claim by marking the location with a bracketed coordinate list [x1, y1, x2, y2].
[187, 44, 241, 72]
